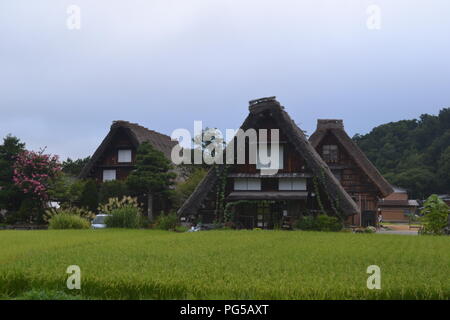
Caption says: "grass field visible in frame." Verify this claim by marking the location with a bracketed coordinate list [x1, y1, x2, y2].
[0, 229, 449, 300]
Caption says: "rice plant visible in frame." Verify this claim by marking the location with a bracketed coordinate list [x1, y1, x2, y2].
[0, 230, 448, 300]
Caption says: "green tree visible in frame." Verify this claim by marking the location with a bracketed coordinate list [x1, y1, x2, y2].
[79, 179, 99, 212]
[62, 157, 91, 177]
[47, 174, 87, 207]
[354, 107, 450, 198]
[126, 142, 176, 221]
[47, 173, 73, 203]
[387, 167, 436, 199]
[99, 180, 130, 204]
[172, 168, 207, 209]
[420, 194, 449, 235]
[16, 198, 44, 224]
[0, 135, 26, 212]
[437, 146, 450, 190]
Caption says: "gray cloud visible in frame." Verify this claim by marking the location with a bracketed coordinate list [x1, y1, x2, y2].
[0, 0, 449, 159]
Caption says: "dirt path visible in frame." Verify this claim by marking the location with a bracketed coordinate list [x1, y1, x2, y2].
[378, 230, 418, 235]
[383, 224, 414, 231]
[378, 223, 419, 235]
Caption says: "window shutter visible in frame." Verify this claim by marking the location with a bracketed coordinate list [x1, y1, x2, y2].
[292, 178, 306, 190]
[103, 169, 116, 182]
[234, 178, 261, 191]
[279, 178, 292, 190]
[234, 178, 248, 191]
[118, 149, 132, 163]
[247, 178, 261, 191]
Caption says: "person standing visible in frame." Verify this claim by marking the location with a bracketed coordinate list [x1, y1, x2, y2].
[378, 213, 383, 229]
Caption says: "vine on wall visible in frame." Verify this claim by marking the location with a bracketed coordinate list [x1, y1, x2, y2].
[312, 175, 326, 215]
[214, 165, 229, 222]
[313, 168, 345, 221]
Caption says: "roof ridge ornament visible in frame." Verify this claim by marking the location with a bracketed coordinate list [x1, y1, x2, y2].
[317, 119, 344, 130]
[248, 96, 283, 113]
[249, 96, 278, 106]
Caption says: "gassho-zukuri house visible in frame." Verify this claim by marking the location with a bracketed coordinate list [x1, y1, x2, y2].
[79, 120, 177, 181]
[177, 97, 361, 229]
[309, 119, 418, 224]
[79, 120, 178, 216]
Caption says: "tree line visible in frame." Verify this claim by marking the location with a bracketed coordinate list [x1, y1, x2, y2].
[353, 108, 450, 199]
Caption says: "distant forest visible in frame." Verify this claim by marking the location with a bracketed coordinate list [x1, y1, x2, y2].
[353, 108, 450, 199]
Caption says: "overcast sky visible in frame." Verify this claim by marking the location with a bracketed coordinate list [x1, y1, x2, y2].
[1, 0, 449, 160]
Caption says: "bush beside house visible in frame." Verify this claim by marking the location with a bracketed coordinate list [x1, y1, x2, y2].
[420, 194, 450, 235]
[154, 212, 179, 230]
[48, 214, 90, 230]
[295, 215, 343, 232]
[104, 206, 143, 229]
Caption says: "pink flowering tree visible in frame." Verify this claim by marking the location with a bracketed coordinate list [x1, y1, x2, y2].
[13, 149, 62, 204]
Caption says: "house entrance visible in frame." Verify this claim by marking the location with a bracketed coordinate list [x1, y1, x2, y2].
[362, 210, 376, 227]
[234, 201, 284, 229]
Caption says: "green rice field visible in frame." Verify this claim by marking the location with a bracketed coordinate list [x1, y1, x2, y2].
[0, 229, 449, 300]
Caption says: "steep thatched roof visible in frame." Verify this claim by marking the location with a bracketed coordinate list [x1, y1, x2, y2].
[178, 98, 360, 217]
[79, 121, 177, 179]
[309, 119, 394, 197]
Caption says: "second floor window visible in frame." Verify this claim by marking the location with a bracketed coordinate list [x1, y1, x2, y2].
[103, 169, 116, 182]
[279, 178, 307, 191]
[234, 178, 261, 191]
[322, 145, 338, 162]
[118, 149, 132, 163]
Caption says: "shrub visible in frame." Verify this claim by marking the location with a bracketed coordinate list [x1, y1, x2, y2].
[4, 211, 19, 224]
[316, 215, 343, 232]
[48, 213, 90, 229]
[155, 213, 179, 230]
[98, 196, 140, 214]
[44, 207, 95, 223]
[364, 226, 377, 233]
[295, 215, 342, 232]
[104, 206, 142, 229]
[295, 216, 318, 231]
[174, 225, 189, 233]
[420, 194, 449, 235]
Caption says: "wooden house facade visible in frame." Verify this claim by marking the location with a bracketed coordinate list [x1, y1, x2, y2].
[378, 186, 419, 222]
[438, 194, 450, 207]
[309, 119, 394, 226]
[178, 98, 360, 229]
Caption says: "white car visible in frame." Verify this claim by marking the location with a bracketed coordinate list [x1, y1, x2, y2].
[91, 214, 111, 229]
